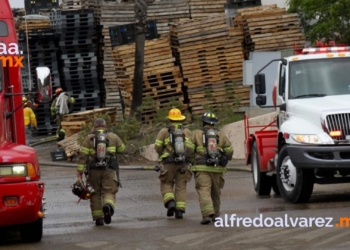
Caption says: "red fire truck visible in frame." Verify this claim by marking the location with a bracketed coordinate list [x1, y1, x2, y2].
[0, 0, 51, 242]
[244, 42, 350, 204]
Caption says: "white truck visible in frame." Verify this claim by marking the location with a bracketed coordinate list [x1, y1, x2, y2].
[244, 45, 350, 203]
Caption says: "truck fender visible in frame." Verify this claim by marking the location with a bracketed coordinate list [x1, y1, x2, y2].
[279, 116, 333, 144]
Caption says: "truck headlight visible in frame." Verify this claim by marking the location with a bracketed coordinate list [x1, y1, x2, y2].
[0, 164, 26, 176]
[291, 134, 321, 144]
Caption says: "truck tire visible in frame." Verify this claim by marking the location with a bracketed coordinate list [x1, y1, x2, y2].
[20, 206, 43, 242]
[276, 145, 314, 203]
[252, 141, 272, 196]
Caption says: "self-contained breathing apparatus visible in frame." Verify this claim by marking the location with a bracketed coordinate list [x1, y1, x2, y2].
[155, 126, 187, 174]
[90, 130, 122, 187]
[202, 129, 228, 167]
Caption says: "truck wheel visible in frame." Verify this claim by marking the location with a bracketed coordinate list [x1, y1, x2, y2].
[272, 174, 280, 195]
[252, 141, 272, 196]
[20, 207, 43, 242]
[276, 145, 314, 203]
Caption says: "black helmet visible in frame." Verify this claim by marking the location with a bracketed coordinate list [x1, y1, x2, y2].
[72, 182, 84, 197]
[202, 111, 219, 124]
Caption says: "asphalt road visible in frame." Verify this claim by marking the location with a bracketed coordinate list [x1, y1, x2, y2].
[2, 165, 350, 250]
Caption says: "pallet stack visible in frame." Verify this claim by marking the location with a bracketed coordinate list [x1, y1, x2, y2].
[232, 5, 305, 59]
[92, 0, 190, 119]
[58, 9, 101, 113]
[61, 0, 86, 10]
[112, 37, 184, 123]
[17, 15, 61, 135]
[189, 0, 226, 19]
[170, 15, 250, 115]
[61, 107, 117, 137]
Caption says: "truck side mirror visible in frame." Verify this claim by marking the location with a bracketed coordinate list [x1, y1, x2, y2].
[35, 67, 52, 103]
[254, 73, 266, 94]
[256, 95, 267, 106]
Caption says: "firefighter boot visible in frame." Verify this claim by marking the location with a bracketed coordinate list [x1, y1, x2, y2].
[166, 200, 176, 217]
[175, 210, 183, 219]
[103, 204, 114, 225]
[201, 214, 214, 225]
[95, 218, 104, 226]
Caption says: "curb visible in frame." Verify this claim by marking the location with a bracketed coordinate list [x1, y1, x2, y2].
[39, 162, 252, 172]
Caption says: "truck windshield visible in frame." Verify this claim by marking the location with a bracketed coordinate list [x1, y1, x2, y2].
[289, 58, 350, 99]
[0, 21, 8, 36]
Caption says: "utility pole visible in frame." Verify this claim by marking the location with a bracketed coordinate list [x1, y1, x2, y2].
[130, 0, 148, 121]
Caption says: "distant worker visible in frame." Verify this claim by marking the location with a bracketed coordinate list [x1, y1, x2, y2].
[50, 88, 75, 141]
[154, 108, 195, 219]
[23, 96, 37, 145]
[76, 118, 126, 226]
[188, 111, 233, 225]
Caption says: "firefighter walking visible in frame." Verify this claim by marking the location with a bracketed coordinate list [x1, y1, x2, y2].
[189, 111, 233, 225]
[154, 108, 195, 219]
[76, 118, 125, 226]
[23, 97, 37, 145]
[50, 88, 75, 141]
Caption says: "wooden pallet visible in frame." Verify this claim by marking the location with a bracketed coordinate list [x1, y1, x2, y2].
[170, 15, 249, 112]
[111, 37, 183, 123]
[232, 5, 305, 58]
[61, 121, 86, 137]
[189, 0, 226, 19]
[17, 19, 51, 31]
[62, 107, 118, 124]
[57, 131, 85, 158]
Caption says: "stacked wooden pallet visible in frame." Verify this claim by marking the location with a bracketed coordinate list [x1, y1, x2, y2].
[93, 0, 190, 117]
[57, 131, 84, 159]
[112, 37, 184, 123]
[61, 0, 86, 10]
[61, 107, 117, 136]
[93, 1, 131, 116]
[232, 5, 305, 58]
[16, 16, 51, 32]
[147, 0, 190, 36]
[189, 0, 226, 19]
[170, 15, 250, 115]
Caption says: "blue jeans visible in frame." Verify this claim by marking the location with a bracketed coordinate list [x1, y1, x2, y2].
[25, 125, 31, 145]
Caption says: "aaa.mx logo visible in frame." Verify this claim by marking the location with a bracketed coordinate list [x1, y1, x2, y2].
[0, 42, 24, 67]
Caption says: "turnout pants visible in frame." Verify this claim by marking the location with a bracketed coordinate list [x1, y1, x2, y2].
[89, 168, 119, 220]
[159, 163, 192, 212]
[194, 172, 225, 218]
[55, 114, 63, 136]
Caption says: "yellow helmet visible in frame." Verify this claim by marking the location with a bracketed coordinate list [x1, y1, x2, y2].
[22, 96, 27, 103]
[168, 108, 186, 121]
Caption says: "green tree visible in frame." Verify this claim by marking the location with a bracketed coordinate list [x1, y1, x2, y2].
[288, 0, 350, 44]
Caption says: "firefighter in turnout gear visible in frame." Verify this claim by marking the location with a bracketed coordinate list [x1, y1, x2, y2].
[77, 118, 126, 226]
[154, 108, 195, 219]
[189, 111, 233, 225]
[50, 88, 75, 141]
[23, 97, 37, 145]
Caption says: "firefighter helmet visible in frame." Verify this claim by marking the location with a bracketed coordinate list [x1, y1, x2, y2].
[55, 88, 63, 95]
[202, 111, 219, 125]
[22, 96, 27, 103]
[71, 182, 91, 200]
[168, 108, 186, 121]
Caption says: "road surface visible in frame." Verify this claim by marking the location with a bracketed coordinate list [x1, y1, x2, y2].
[1, 165, 350, 250]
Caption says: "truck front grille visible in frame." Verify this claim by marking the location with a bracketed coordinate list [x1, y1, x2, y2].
[325, 113, 350, 141]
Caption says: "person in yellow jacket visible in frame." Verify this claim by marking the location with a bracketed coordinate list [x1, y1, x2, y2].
[76, 118, 126, 226]
[154, 108, 195, 219]
[23, 97, 37, 145]
[188, 111, 233, 225]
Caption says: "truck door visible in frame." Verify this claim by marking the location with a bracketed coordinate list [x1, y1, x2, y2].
[277, 63, 286, 127]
